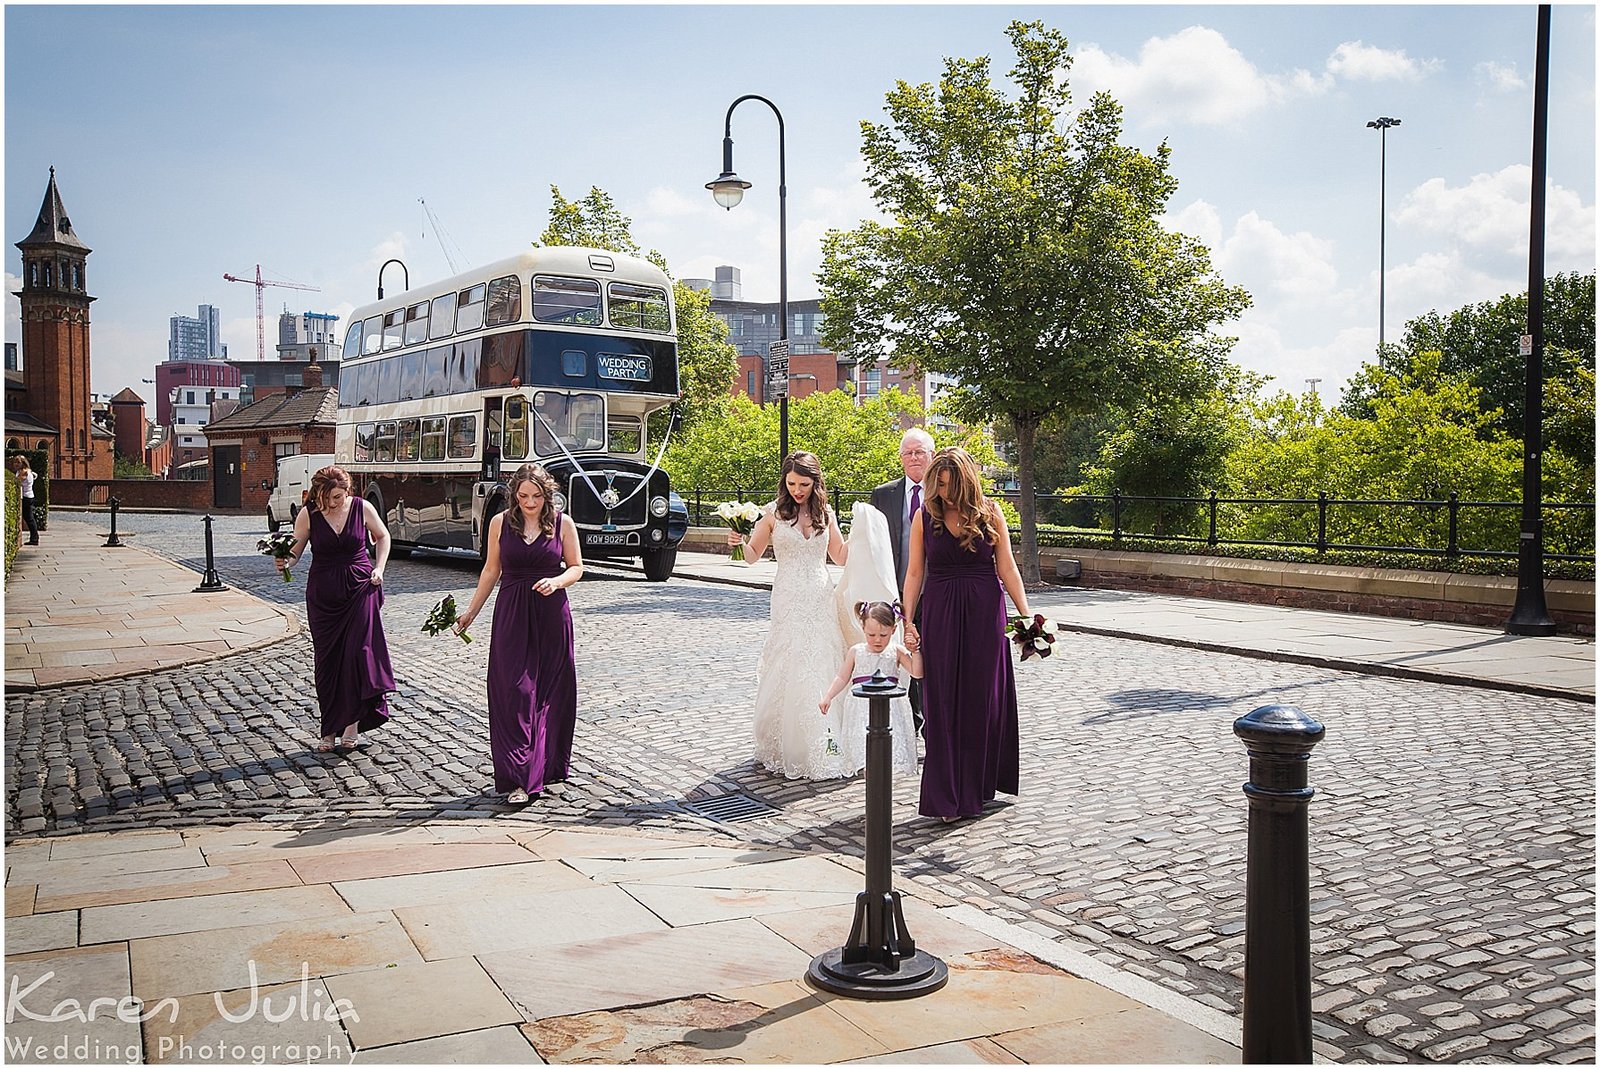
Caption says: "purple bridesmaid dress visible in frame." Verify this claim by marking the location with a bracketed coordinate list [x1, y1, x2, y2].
[917, 508, 1019, 819]
[305, 498, 395, 738]
[486, 512, 576, 795]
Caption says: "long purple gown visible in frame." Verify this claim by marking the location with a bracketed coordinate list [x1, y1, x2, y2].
[486, 512, 576, 794]
[918, 508, 1019, 819]
[306, 498, 394, 738]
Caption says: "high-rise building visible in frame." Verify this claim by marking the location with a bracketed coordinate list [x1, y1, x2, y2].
[169, 304, 226, 361]
[275, 310, 341, 362]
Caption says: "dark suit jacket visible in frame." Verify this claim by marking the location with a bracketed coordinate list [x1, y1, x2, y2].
[871, 478, 910, 591]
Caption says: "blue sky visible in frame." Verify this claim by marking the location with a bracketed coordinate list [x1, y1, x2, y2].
[6, 4, 1595, 410]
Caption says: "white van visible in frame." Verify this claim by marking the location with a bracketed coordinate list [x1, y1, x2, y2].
[266, 453, 335, 531]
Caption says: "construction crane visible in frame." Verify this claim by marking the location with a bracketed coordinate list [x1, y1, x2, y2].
[419, 198, 467, 274]
[222, 265, 320, 361]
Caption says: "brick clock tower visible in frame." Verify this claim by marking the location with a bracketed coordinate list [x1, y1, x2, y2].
[15, 167, 105, 479]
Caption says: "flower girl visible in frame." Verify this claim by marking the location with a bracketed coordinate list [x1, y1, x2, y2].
[819, 601, 922, 776]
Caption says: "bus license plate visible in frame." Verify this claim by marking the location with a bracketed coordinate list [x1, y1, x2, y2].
[589, 532, 629, 546]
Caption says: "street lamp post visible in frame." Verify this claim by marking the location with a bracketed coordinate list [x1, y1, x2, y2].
[1365, 117, 1401, 353]
[708, 95, 789, 465]
[1507, 5, 1556, 635]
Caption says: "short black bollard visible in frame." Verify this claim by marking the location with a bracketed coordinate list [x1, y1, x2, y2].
[103, 496, 124, 547]
[192, 514, 228, 592]
[807, 670, 947, 1000]
[1234, 704, 1325, 1064]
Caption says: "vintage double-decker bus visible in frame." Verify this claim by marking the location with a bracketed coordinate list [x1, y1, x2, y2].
[334, 246, 688, 580]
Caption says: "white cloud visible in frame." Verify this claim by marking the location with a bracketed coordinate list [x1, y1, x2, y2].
[1397, 165, 1596, 263]
[1215, 211, 1340, 301]
[1072, 26, 1330, 129]
[1229, 319, 1376, 401]
[1164, 199, 1223, 249]
[1325, 41, 1442, 82]
[1384, 249, 1511, 312]
[1475, 60, 1527, 92]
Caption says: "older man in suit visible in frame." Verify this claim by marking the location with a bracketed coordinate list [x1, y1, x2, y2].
[870, 427, 934, 730]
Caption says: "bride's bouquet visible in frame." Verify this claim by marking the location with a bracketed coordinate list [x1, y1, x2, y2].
[257, 533, 296, 582]
[715, 500, 764, 561]
[422, 594, 473, 643]
[1009, 614, 1058, 662]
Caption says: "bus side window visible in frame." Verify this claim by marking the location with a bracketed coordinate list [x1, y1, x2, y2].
[399, 349, 426, 401]
[533, 276, 601, 325]
[404, 301, 430, 346]
[383, 308, 405, 351]
[450, 339, 480, 393]
[377, 356, 401, 405]
[363, 315, 384, 356]
[423, 346, 448, 397]
[397, 419, 420, 462]
[486, 275, 522, 326]
[374, 422, 397, 463]
[429, 292, 457, 340]
[447, 415, 477, 459]
[478, 334, 522, 388]
[420, 417, 446, 461]
[355, 423, 375, 462]
[457, 285, 486, 333]
[344, 321, 363, 359]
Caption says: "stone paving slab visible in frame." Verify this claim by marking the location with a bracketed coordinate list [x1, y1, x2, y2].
[3, 523, 297, 691]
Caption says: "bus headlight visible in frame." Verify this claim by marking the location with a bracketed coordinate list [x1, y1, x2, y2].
[553, 492, 568, 513]
[649, 495, 669, 517]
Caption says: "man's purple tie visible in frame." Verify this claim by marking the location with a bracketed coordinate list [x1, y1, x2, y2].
[908, 483, 921, 522]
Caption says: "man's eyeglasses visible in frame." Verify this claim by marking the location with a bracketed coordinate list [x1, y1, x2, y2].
[899, 449, 931, 459]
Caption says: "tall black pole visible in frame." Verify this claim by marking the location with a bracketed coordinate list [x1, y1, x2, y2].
[1378, 126, 1387, 351]
[716, 95, 789, 468]
[1366, 116, 1401, 352]
[1507, 4, 1556, 635]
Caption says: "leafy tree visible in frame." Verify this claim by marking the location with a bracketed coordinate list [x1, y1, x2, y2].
[538, 186, 740, 437]
[1341, 272, 1595, 448]
[1074, 368, 1260, 536]
[665, 388, 996, 516]
[818, 21, 1250, 579]
[113, 456, 153, 479]
[1228, 353, 1591, 555]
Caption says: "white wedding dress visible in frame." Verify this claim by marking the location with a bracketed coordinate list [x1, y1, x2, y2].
[753, 506, 850, 779]
[752, 502, 903, 780]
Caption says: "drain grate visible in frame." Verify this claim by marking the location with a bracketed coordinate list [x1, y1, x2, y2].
[684, 792, 778, 824]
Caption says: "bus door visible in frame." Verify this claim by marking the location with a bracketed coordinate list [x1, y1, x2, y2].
[482, 399, 503, 482]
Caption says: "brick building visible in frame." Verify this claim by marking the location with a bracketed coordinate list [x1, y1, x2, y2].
[200, 363, 336, 511]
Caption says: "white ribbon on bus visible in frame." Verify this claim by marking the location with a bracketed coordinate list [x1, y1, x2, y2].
[528, 405, 676, 512]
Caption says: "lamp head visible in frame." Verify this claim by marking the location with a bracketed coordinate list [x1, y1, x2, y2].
[706, 171, 751, 210]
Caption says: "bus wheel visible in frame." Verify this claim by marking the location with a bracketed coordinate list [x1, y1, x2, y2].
[642, 547, 677, 582]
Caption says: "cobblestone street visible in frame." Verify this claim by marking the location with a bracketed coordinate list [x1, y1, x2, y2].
[7, 514, 1595, 1063]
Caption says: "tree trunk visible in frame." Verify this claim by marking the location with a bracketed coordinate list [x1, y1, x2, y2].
[1015, 417, 1041, 584]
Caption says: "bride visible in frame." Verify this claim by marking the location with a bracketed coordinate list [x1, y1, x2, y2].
[730, 451, 901, 780]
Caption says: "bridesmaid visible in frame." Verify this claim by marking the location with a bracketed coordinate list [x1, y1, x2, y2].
[282, 465, 396, 753]
[455, 463, 583, 804]
[901, 447, 1032, 822]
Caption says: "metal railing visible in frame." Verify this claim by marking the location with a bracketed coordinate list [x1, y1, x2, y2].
[681, 487, 1596, 564]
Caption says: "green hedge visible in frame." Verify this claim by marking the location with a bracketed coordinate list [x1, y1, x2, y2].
[4, 472, 18, 582]
[1031, 529, 1595, 582]
[5, 449, 48, 531]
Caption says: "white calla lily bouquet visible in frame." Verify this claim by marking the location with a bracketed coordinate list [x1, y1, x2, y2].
[715, 500, 764, 561]
[1009, 614, 1059, 662]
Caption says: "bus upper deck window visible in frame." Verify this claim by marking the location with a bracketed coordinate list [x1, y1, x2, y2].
[486, 275, 522, 327]
[383, 309, 405, 351]
[404, 301, 430, 345]
[363, 315, 384, 356]
[344, 321, 363, 358]
[429, 292, 457, 340]
[457, 285, 486, 333]
[532, 276, 601, 326]
[608, 282, 670, 332]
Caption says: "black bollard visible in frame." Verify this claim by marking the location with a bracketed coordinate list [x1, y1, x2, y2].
[1234, 704, 1325, 1064]
[103, 496, 124, 547]
[807, 669, 947, 1000]
[192, 514, 228, 592]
